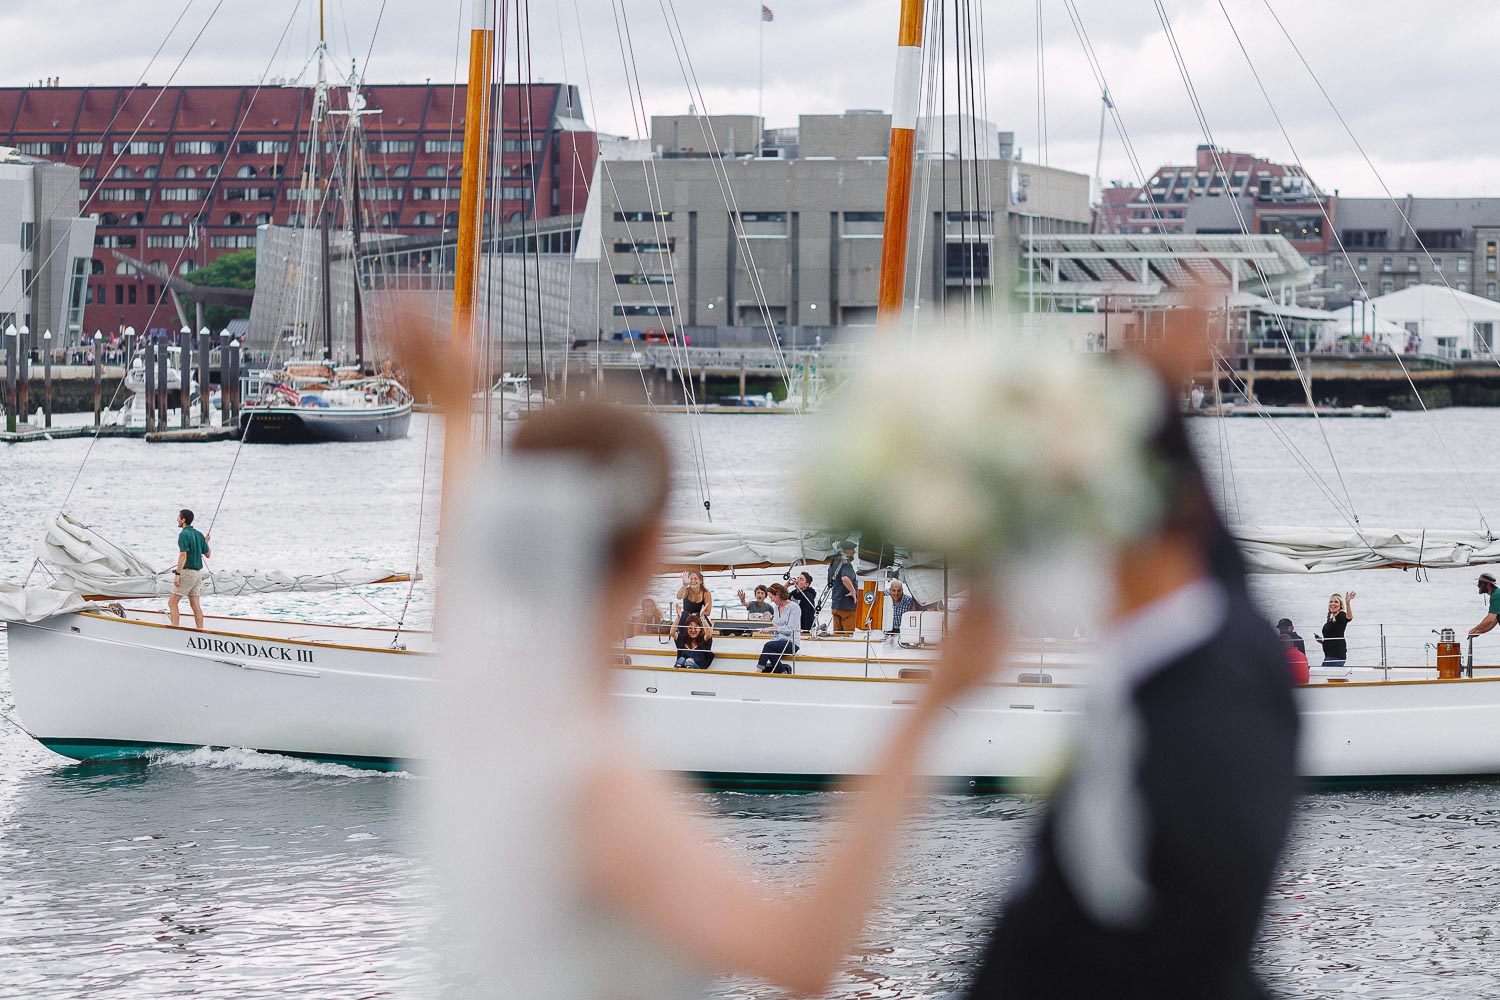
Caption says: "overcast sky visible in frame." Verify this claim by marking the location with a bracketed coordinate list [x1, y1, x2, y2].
[3, 0, 1496, 198]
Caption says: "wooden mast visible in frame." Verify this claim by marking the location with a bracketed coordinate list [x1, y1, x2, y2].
[874, 0, 928, 334]
[443, 0, 495, 508]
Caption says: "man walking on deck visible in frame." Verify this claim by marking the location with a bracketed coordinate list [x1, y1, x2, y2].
[169, 508, 211, 630]
[828, 541, 860, 633]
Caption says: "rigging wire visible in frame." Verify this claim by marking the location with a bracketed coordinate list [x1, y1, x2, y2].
[1058, 0, 1361, 527]
[1215, 0, 1491, 536]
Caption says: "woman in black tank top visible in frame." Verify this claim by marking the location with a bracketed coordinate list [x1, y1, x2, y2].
[676, 570, 712, 624]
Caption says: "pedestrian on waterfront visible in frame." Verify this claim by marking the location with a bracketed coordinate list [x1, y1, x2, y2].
[676, 569, 712, 626]
[755, 583, 800, 673]
[1314, 592, 1354, 667]
[963, 305, 1299, 1000]
[431, 401, 1009, 999]
[827, 542, 860, 633]
[673, 614, 715, 669]
[1468, 573, 1500, 639]
[790, 570, 818, 632]
[168, 508, 211, 630]
[738, 585, 774, 620]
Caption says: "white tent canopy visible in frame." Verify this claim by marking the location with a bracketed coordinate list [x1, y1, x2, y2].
[1342, 284, 1500, 357]
[1320, 304, 1409, 351]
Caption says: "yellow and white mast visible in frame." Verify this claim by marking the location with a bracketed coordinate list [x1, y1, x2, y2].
[444, 0, 495, 509]
[875, 0, 928, 332]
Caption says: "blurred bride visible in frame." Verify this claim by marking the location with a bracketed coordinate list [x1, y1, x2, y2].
[424, 403, 1005, 998]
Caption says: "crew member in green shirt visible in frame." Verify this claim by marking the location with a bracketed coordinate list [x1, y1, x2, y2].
[1469, 572, 1500, 642]
[170, 508, 212, 630]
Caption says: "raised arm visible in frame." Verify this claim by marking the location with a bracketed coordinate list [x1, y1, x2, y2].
[580, 598, 1005, 996]
[1344, 591, 1355, 621]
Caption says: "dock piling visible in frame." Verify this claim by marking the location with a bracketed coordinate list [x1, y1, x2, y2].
[3, 324, 15, 433]
[143, 339, 157, 434]
[179, 326, 191, 429]
[155, 336, 169, 430]
[92, 331, 103, 427]
[16, 326, 30, 426]
[42, 330, 52, 428]
[198, 328, 211, 426]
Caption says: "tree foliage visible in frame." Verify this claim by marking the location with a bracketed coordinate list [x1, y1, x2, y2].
[181, 249, 256, 331]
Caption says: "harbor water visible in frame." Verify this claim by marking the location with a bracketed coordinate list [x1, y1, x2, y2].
[5, 410, 1500, 997]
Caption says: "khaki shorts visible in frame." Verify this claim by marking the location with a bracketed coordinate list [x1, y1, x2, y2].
[172, 568, 203, 598]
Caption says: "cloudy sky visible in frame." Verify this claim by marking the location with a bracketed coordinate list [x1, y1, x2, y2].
[3, 0, 1496, 198]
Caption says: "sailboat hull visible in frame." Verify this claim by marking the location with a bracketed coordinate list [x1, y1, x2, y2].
[16, 611, 1500, 786]
[239, 403, 412, 443]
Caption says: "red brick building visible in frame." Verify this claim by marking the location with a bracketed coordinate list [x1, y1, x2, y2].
[0, 82, 598, 337]
[1096, 144, 1332, 256]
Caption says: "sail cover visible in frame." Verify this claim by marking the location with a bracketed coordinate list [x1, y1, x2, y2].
[1232, 525, 1500, 574]
[0, 513, 411, 623]
[659, 521, 841, 569]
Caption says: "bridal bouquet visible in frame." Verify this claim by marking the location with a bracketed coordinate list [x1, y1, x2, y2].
[803, 334, 1172, 566]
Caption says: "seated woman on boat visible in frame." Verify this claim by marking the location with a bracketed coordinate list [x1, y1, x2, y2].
[627, 597, 668, 637]
[432, 401, 1007, 998]
[676, 569, 712, 625]
[673, 615, 715, 669]
[755, 583, 800, 673]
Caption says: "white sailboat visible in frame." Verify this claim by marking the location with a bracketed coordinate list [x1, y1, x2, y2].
[11, 1, 1500, 791]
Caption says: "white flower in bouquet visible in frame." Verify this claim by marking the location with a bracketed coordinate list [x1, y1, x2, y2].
[803, 334, 1170, 566]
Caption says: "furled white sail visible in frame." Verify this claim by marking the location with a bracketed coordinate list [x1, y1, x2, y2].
[659, 521, 841, 569]
[0, 514, 411, 623]
[1232, 525, 1500, 574]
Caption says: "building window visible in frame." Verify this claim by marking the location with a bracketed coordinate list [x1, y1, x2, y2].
[502, 139, 543, 153]
[19, 222, 34, 251]
[1331, 257, 1343, 272]
[1435, 258, 1444, 271]
[1407, 257, 1418, 272]
[737, 211, 787, 223]
[115, 284, 123, 305]
[95, 234, 137, 248]
[147, 286, 157, 305]
[236, 165, 258, 178]
[224, 212, 244, 226]
[1488, 282, 1498, 298]
[424, 164, 449, 177]
[945, 242, 991, 282]
[160, 212, 183, 226]
[97, 188, 148, 202]
[1357, 257, 1368, 272]
[424, 139, 464, 153]
[1341, 229, 1389, 249]
[174, 140, 225, 155]
[17, 141, 66, 156]
[391, 165, 411, 178]
[236, 139, 290, 155]
[1381, 257, 1392, 272]
[90, 259, 104, 276]
[614, 273, 674, 285]
[501, 184, 534, 201]
[111, 140, 165, 155]
[612, 304, 674, 316]
[613, 240, 674, 254]
[1307, 256, 1321, 267]
[844, 211, 884, 223]
[147, 235, 190, 248]
[413, 212, 437, 226]
[127, 284, 137, 305]
[370, 140, 415, 154]
[411, 186, 461, 201]
[1458, 281, 1469, 293]
[209, 235, 256, 248]
[159, 188, 206, 201]
[1416, 229, 1464, 250]
[1458, 257, 1470, 273]
[1333, 281, 1345, 292]
[21, 269, 33, 292]
[222, 188, 272, 202]
[178, 260, 197, 275]
[945, 211, 993, 223]
[615, 211, 675, 222]
[1380, 280, 1393, 294]
[79, 166, 96, 180]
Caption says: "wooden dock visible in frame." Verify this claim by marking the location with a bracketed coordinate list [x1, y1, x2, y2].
[1, 423, 240, 444]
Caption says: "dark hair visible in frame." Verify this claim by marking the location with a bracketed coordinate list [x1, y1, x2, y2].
[179, 508, 195, 525]
[1276, 618, 1293, 631]
[754, 585, 768, 596]
[676, 614, 709, 649]
[511, 403, 671, 572]
[767, 583, 788, 600]
[797, 571, 812, 586]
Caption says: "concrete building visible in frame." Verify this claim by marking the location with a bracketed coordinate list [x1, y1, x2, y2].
[1310, 198, 1500, 309]
[590, 110, 1091, 339]
[0, 82, 597, 338]
[0, 146, 95, 340]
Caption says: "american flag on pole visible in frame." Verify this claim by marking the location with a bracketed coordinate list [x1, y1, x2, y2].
[761, 5, 774, 21]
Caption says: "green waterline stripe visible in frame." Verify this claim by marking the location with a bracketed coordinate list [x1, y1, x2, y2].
[37, 738, 406, 772]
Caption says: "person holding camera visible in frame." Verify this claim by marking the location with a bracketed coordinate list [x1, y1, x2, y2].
[673, 615, 715, 669]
